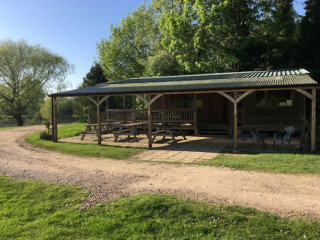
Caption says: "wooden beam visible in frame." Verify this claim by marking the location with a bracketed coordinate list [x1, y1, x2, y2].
[137, 95, 148, 106]
[233, 94, 238, 152]
[59, 86, 320, 99]
[217, 92, 235, 103]
[106, 96, 109, 111]
[235, 91, 254, 103]
[149, 94, 164, 105]
[147, 95, 152, 149]
[51, 97, 55, 142]
[87, 96, 98, 105]
[193, 94, 199, 135]
[311, 88, 316, 152]
[52, 97, 58, 142]
[295, 89, 316, 102]
[98, 95, 110, 106]
[97, 96, 102, 145]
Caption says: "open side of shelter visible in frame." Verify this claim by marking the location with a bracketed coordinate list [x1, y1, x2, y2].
[50, 68, 319, 152]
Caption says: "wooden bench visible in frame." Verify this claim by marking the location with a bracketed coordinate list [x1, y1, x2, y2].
[113, 122, 143, 142]
[152, 123, 187, 143]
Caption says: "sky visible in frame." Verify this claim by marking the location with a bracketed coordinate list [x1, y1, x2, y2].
[0, 0, 305, 90]
[0, 0, 144, 89]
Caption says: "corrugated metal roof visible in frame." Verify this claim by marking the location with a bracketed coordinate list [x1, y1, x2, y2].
[51, 68, 318, 97]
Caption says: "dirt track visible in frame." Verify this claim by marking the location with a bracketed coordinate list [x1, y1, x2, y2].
[1, 125, 320, 220]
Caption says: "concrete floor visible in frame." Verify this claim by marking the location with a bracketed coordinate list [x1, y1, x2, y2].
[62, 133, 301, 163]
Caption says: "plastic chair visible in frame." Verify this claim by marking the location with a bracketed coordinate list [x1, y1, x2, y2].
[273, 127, 295, 151]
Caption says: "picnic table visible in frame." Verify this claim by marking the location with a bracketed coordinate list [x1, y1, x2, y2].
[152, 123, 187, 143]
[230, 127, 265, 147]
[81, 122, 119, 140]
[113, 122, 143, 142]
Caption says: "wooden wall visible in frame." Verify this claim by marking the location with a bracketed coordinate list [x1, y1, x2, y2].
[197, 93, 231, 124]
[148, 91, 306, 132]
[242, 90, 305, 131]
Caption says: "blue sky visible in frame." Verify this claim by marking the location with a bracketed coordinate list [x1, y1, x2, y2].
[0, 0, 144, 89]
[0, 0, 305, 90]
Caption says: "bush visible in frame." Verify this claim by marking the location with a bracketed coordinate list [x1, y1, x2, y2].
[39, 131, 52, 140]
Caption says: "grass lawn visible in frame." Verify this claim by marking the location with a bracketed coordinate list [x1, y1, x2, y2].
[25, 122, 145, 160]
[199, 153, 320, 175]
[23, 122, 320, 174]
[0, 126, 18, 131]
[1, 175, 319, 239]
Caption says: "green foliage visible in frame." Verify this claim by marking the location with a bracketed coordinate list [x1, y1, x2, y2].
[72, 63, 108, 120]
[43, 118, 51, 133]
[98, 0, 301, 81]
[39, 131, 52, 140]
[98, 4, 159, 81]
[40, 97, 74, 124]
[81, 62, 107, 88]
[1, 176, 320, 239]
[40, 98, 52, 121]
[199, 153, 320, 175]
[25, 122, 144, 159]
[0, 40, 73, 126]
[299, 0, 320, 81]
[57, 98, 74, 121]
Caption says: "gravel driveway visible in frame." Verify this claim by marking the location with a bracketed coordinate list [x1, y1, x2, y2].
[1, 126, 320, 220]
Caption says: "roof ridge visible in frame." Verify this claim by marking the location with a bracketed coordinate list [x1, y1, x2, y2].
[102, 68, 309, 85]
[127, 68, 308, 81]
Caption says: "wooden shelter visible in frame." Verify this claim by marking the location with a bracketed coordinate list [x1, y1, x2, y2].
[50, 68, 318, 152]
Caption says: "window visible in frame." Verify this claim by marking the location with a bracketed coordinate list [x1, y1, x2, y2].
[177, 94, 194, 108]
[255, 90, 293, 107]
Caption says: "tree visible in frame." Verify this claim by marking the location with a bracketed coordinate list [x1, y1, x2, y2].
[268, 0, 299, 68]
[72, 63, 108, 120]
[98, 4, 159, 80]
[0, 40, 73, 126]
[299, 0, 320, 81]
[81, 62, 107, 87]
[98, 0, 302, 80]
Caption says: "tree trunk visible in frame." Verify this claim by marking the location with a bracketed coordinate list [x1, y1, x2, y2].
[14, 115, 24, 126]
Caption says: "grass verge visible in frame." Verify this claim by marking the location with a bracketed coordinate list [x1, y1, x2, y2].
[25, 122, 145, 160]
[1, 175, 319, 239]
[0, 126, 18, 131]
[199, 153, 320, 175]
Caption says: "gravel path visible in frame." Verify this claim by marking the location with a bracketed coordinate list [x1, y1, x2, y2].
[1, 126, 320, 220]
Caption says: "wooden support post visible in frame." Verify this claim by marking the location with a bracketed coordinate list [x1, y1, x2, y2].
[147, 95, 152, 149]
[193, 94, 199, 135]
[217, 91, 254, 152]
[294, 88, 317, 152]
[97, 96, 102, 145]
[132, 96, 136, 121]
[51, 97, 55, 142]
[52, 97, 58, 142]
[137, 94, 162, 149]
[233, 101, 238, 152]
[311, 88, 316, 152]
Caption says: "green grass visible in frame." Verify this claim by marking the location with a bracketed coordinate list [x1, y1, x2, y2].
[0, 126, 18, 131]
[1, 175, 319, 239]
[22, 122, 320, 174]
[199, 153, 320, 175]
[25, 122, 145, 160]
